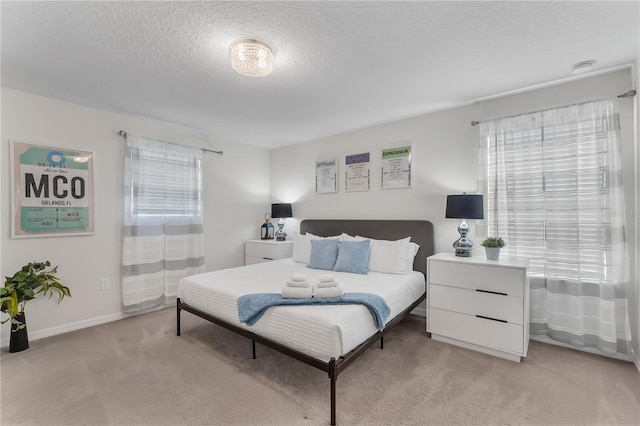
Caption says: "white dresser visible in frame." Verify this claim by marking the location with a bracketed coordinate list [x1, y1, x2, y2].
[245, 240, 294, 265]
[426, 253, 529, 362]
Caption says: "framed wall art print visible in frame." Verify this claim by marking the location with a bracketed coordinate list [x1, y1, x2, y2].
[11, 141, 95, 238]
[316, 157, 338, 194]
[344, 152, 371, 192]
[380, 145, 412, 189]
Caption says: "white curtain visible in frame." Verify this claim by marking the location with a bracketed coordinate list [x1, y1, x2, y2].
[477, 100, 632, 357]
[122, 135, 204, 315]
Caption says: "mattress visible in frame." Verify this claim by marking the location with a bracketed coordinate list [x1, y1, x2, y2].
[177, 258, 425, 362]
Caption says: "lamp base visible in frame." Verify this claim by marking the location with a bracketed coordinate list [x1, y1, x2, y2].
[453, 219, 474, 257]
[275, 220, 287, 241]
[454, 248, 473, 257]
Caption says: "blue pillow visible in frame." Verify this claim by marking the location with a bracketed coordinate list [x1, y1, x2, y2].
[333, 240, 370, 274]
[308, 238, 340, 270]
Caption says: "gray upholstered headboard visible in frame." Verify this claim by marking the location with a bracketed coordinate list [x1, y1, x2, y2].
[299, 220, 435, 276]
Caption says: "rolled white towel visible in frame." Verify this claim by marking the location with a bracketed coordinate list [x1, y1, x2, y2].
[313, 285, 344, 299]
[290, 273, 307, 282]
[286, 279, 310, 288]
[316, 279, 339, 288]
[282, 286, 313, 299]
[319, 274, 335, 283]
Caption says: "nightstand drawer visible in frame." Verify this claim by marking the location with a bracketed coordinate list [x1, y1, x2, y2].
[245, 256, 273, 265]
[244, 240, 294, 265]
[429, 307, 524, 354]
[246, 242, 278, 259]
[429, 284, 523, 325]
[429, 260, 524, 297]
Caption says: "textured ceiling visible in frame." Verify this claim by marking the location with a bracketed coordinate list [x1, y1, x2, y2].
[1, 1, 638, 149]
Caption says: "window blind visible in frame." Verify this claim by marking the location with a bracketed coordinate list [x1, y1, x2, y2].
[127, 149, 202, 219]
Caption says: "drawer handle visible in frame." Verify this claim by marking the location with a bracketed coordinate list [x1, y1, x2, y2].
[262, 257, 274, 260]
[475, 315, 508, 323]
[475, 289, 508, 296]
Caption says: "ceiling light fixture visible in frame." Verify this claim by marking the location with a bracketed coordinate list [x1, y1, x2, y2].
[570, 60, 594, 75]
[230, 39, 273, 77]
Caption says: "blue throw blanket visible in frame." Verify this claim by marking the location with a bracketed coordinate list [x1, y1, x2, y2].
[237, 292, 391, 331]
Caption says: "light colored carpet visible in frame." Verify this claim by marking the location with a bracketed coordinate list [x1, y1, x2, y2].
[1, 308, 639, 426]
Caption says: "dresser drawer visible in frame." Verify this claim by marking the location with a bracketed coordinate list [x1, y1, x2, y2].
[430, 284, 523, 325]
[429, 260, 524, 297]
[429, 307, 524, 354]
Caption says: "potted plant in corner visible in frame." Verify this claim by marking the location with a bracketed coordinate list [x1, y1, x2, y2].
[1, 261, 71, 352]
[481, 237, 506, 260]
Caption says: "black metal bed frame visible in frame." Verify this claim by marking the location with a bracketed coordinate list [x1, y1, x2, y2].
[177, 292, 426, 425]
[176, 219, 434, 425]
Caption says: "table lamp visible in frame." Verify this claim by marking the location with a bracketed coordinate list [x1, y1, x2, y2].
[445, 194, 484, 257]
[271, 203, 293, 241]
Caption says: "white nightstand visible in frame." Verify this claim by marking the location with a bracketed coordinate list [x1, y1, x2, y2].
[426, 253, 529, 362]
[245, 239, 294, 265]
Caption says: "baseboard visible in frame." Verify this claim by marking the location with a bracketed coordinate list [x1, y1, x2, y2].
[431, 333, 523, 362]
[1, 312, 125, 348]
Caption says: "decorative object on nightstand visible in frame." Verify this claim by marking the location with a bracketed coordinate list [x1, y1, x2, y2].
[445, 193, 484, 257]
[481, 236, 505, 260]
[261, 212, 274, 240]
[271, 203, 293, 241]
[426, 253, 529, 362]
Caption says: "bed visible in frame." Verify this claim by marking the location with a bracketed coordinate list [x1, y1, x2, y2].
[176, 219, 435, 425]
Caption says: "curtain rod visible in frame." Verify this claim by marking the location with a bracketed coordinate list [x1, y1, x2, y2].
[118, 130, 223, 155]
[470, 89, 636, 127]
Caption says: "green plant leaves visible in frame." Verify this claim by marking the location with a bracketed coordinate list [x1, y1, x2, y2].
[481, 236, 506, 248]
[1, 261, 71, 324]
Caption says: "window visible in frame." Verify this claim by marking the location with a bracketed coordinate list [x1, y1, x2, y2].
[125, 147, 203, 220]
[122, 136, 204, 314]
[478, 100, 631, 356]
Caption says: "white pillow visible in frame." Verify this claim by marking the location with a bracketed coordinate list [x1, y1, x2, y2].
[292, 232, 340, 264]
[368, 239, 420, 274]
[339, 233, 356, 241]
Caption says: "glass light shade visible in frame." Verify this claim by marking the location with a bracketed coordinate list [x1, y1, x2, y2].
[230, 39, 273, 77]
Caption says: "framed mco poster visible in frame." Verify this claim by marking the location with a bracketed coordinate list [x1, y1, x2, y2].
[11, 141, 95, 238]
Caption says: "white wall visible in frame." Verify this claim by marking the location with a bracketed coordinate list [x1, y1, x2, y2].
[0, 88, 271, 346]
[270, 101, 479, 254]
[271, 68, 638, 358]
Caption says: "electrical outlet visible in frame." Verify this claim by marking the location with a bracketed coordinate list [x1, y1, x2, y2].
[100, 278, 110, 291]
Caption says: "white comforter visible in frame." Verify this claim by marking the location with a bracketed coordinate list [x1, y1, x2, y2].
[177, 258, 425, 362]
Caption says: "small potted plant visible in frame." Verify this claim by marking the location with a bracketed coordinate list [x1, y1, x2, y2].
[481, 237, 506, 260]
[1, 261, 71, 352]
